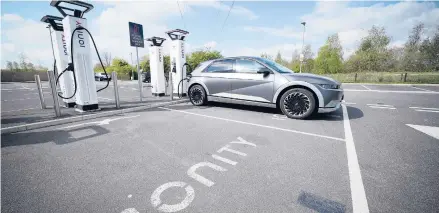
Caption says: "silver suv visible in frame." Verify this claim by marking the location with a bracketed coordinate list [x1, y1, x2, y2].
[187, 56, 343, 119]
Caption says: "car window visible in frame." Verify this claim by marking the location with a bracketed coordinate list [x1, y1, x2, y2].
[235, 59, 266, 73]
[101, 73, 106, 75]
[205, 59, 234, 72]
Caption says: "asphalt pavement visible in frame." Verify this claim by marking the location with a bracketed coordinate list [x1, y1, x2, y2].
[1, 83, 439, 213]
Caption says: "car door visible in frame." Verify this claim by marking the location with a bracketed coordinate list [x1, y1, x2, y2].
[231, 59, 275, 103]
[201, 59, 235, 98]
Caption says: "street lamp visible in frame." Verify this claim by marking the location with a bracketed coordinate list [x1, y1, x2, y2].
[299, 21, 306, 73]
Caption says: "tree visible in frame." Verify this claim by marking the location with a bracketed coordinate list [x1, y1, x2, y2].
[348, 25, 392, 72]
[140, 56, 150, 73]
[260, 53, 273, 60]
[102, 52, 112, 67]
[402, 23, 425, 72]
[275, 51, 282, 64]
[18, 53, 28, 71]
[302, 45, 315, 73]
[6, 61, 13, 71]
[186, 49, 223, 73]
[289, 49, 300, 72]
[12, 62, 19, 71]
[420, 26, 439, 71]
[314, 34, 343, 74]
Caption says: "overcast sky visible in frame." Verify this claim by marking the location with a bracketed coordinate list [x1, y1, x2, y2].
[1, 0, 439, 68]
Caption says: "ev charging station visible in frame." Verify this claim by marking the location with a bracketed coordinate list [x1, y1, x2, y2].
[50, 0, 100, 111]
[146, 37, 166, 96]
[166, 29, 189, 97]
[41, 15, 76, 108]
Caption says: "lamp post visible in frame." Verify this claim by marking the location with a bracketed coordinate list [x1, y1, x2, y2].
[299, 21, 306, 73]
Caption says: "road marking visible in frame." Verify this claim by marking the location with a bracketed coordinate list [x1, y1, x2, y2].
[369, 106, 396, 110]
[272, 117, 286, 121]
[406, 124, 439, 140]
[361, 85, 371, 90]
[187, 162, 227, 187]
[230, 137, 257, 147]
[121, 208, 139, 213]
[132, 88, 138, 90]
[367, 104, 392, 107]
[57, 115, 139, 130]
[343, 89, 439, 94]
[409, 107, 439, 110]
[342, 101, 356, 105]
[414, 109, 439, 113]
[150, 181, 195, 213]
[98, 97, 113, 101]
[217, 144, 247, 156]
[212, 154, 237, 165]
[128, 194, 132, 198]
[2, 97, 38, 102]
[159, 107, 345, 142]
[342, 104, 370, 213]
[411, 86, 434, 92]
[2, 107, 38, 113]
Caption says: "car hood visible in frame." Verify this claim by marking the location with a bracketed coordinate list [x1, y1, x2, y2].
[281, 73, 340, 85]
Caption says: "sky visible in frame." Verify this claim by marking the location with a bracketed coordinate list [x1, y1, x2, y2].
[1, 0, 439, 69]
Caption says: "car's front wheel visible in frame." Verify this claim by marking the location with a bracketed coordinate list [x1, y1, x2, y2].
[279, 88, 316, 119]
[189, 85, 207, 106]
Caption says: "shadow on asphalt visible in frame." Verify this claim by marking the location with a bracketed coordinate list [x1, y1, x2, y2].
[164, 102, 364, 121]
[1, 125, 110, 148]
[297, 191, 346, 213]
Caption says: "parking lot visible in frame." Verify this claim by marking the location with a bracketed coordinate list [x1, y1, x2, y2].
[2, 83, 439, 213]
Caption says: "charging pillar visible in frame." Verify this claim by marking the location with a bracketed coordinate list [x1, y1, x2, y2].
[146, 37, 166, 96]
[41, 15, 76, 107]
[166, 29, 189, 97]
[51, 1, 99, 111]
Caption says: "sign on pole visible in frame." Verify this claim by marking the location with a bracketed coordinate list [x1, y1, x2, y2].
[129, 22, 144, 48]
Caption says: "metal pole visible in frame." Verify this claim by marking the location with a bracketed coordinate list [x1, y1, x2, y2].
[35, 75, 46, 109]
[136, 47, 142, 101]
[130, 52, 134, 80]
[112, 72, 120, 109]
[169, 71, 173, 100]
[300, 22, 306, 73]
[47, 70, 61, 117]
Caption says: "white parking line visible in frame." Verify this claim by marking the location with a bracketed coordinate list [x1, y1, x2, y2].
[414, 109, 439, 113]
[342, 104, 370, 213]
[2, 107, 39, 113]
[2, 97, 39, 102]
[361, 85, 371, 90]
[409, 107, 439, 110]
[367, 104, 392, 107]
[344, 89, 439, 94]
[411, 86, 434, 92]
[369, 106, 396, 110]
[98, 97, 113, 101]
[342, 101, 356, 105]
[159, 107, 345, 142]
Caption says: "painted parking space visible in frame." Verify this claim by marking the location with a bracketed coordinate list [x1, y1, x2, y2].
[2, 103, 355, 213]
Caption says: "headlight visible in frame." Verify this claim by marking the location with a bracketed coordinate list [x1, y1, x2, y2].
[319, 84, 340, 89]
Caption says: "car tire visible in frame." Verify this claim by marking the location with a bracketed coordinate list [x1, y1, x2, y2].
[279, 88, 316, 119]
[189, 85, 207, 106]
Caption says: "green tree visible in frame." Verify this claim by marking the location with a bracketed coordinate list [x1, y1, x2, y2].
[186, 49, 223, 73]
[260, 53, 273, 60]
[289, 49, 300, 72]
[402, 23, 425, 72]
[346, 25, 392, 72]
[6, 61, 13, 71]
[420, 26, 439, 71]
[302, 45, 315, 73]
[140, 55, 150, 73]
[315, 34, 343, 74]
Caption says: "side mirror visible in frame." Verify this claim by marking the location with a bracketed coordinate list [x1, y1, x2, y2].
[257, 68, 272, 75]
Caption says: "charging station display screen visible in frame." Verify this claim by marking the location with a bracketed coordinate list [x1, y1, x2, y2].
[129, 22, 144, 48]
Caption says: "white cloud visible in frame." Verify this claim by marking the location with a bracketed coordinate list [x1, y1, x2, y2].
[204, 41, 217, 49]
[224, 43, 302, 60]
[239, 1, 439, 60]
[1, 14, 24, 22]
[189, 0, 258, 20]
[243, 26, 302, 39]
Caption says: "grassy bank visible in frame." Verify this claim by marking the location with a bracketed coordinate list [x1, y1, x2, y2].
[323, 72, 439, 84]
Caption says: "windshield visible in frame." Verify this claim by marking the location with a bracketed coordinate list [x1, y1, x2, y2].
[257, 57, 295, 74]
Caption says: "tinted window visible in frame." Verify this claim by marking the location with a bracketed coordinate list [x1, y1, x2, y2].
[257, 57, 294, 73]
[235, 59, 266, 73]
[206, 60, 234, 72]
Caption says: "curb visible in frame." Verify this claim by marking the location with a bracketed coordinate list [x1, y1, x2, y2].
[1, 99, 188, 134]
[343, 83, 439, 86]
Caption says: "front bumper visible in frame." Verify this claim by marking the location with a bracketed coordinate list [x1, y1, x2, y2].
[317, 87, 344, 113]
[318, 102, 341, 113]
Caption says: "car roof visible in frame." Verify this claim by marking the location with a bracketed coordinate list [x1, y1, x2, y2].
[211, 56, 263, 62]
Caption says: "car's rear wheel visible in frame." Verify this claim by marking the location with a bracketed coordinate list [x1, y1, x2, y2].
[189, 85, 207, 106]
[279, 88, 316, 119]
